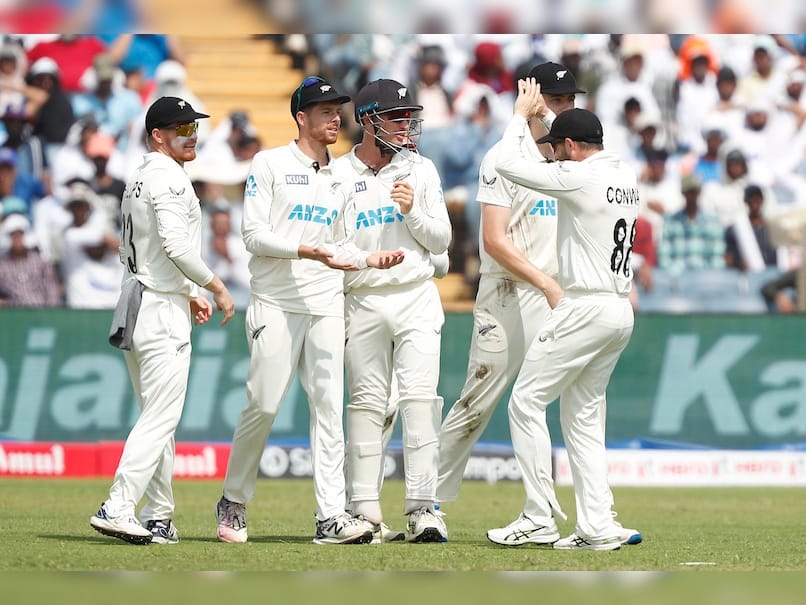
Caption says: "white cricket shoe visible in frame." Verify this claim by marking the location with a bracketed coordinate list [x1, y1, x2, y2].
[313, 513, 373, 545]
[486, 513, 559, 546]
[612, 520, 642, 545]
[553, 532, 622, 551]
[405, 506, 448, 543]
[146, 519, 179, 545]
[90, 503, 152, 545]
[371, 521, 405, 544]
[216, 496, 247, 543]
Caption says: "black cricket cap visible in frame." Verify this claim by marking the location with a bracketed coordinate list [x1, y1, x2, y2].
[290, 76, 351, 116]
[528, 62, 586, 95]
[536, 108, 603, 145]
[145, 96, 209, 133]
[354, 79, 423, 123]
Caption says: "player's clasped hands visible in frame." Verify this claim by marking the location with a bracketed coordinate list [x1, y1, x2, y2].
[391, 181, 414, 214]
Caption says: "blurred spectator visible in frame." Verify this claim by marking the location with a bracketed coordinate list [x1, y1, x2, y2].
[201, 202, 251, 307]
[411, 45, 453, 130]
[58, 181, 121, 308]
[441, 83, 501, 258]
[0, 39, 28, 115]
[413, 44, 455, 185]
[309, 34, 373, 96]
[761, 269, 798, 313]
[0, 146, 45, 219]
[731, 98, 795, 187]
[675, 39, 720, 154]
[601, 96, 644, 162]
[676, 35, 719, 81]
[84, 132, 124, 231]
[71, 52, 142, 150]
[51, 117, 125, 194]
[637, 146, 684, 244]
[194, 109, 256, 170]
[389, 34, 469, 96]
[629, 215, 656, 311]
[707, 65, 745, 139]
[26, 34, 106, 94]
[26, 56, 75, 165]
[724, 184, 778, 272]
[735, 35, 792, 108]
[657, 173, 726, 273]
[99, 34, 186, 96]
[0, 213, 61, 307]
[558, 36, 603, 106]
[453, 40, 514, 131]
[594, 40, 662, 130]
[233, 135, 262, 162]
[1, 107, 48, 184]
[700, 147, 778, 229]
[691, 123, 727, 185]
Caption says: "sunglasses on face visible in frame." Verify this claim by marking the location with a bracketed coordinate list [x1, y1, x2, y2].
[293, 76, 326, 114]
[164, 122, 198, 137]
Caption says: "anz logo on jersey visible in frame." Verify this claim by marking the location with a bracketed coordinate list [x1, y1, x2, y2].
[355, 206, 405, 230]
[288, 204, 339, 226]
[529, 199, 557, 217]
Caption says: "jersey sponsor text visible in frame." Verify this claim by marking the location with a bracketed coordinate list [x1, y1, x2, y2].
[355, 206, 405, 230]
[287, 204, 339, 225]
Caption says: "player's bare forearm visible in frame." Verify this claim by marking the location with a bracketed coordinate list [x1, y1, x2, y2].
[486, 237, 563, 307]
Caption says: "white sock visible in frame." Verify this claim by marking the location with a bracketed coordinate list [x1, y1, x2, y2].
[353, 500, 383, 525]
[404, 499, 433, 515]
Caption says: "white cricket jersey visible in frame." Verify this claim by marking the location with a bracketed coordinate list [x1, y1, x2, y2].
[495, 115, 640, 297]
[241, 141, 344, 316]
[477, 140, 558, 279]
[120, 152, 213, 296]
[332, 147, 451, 291]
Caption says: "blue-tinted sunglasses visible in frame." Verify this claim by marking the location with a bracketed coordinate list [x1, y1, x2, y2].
[293, 76, 327, 114]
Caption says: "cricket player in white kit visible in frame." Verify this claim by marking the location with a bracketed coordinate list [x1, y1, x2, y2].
[331, 79, 452, 543]
[437, 64, 582, 535]
[215, 77, 403, 546]
[91, 96, 235, 545]
[493, 80, 642, 551]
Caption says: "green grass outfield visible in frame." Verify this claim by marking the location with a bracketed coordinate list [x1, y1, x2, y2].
[1, 478, 804, 604]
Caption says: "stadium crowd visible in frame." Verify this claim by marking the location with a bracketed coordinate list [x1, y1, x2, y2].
[1, 33, 805, 313]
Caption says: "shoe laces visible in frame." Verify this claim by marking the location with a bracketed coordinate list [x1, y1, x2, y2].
[220, 499, 246, 529]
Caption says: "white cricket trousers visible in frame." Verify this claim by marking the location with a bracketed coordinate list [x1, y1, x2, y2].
[345, 280, 444, 507]
[437, 276, 551, 502]
[107, 289, 192, 521]
[509, 293, 634, 538]
[223, 298, 348, 521]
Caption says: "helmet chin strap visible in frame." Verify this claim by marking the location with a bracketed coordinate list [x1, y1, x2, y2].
[368, 119, 404, 156]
